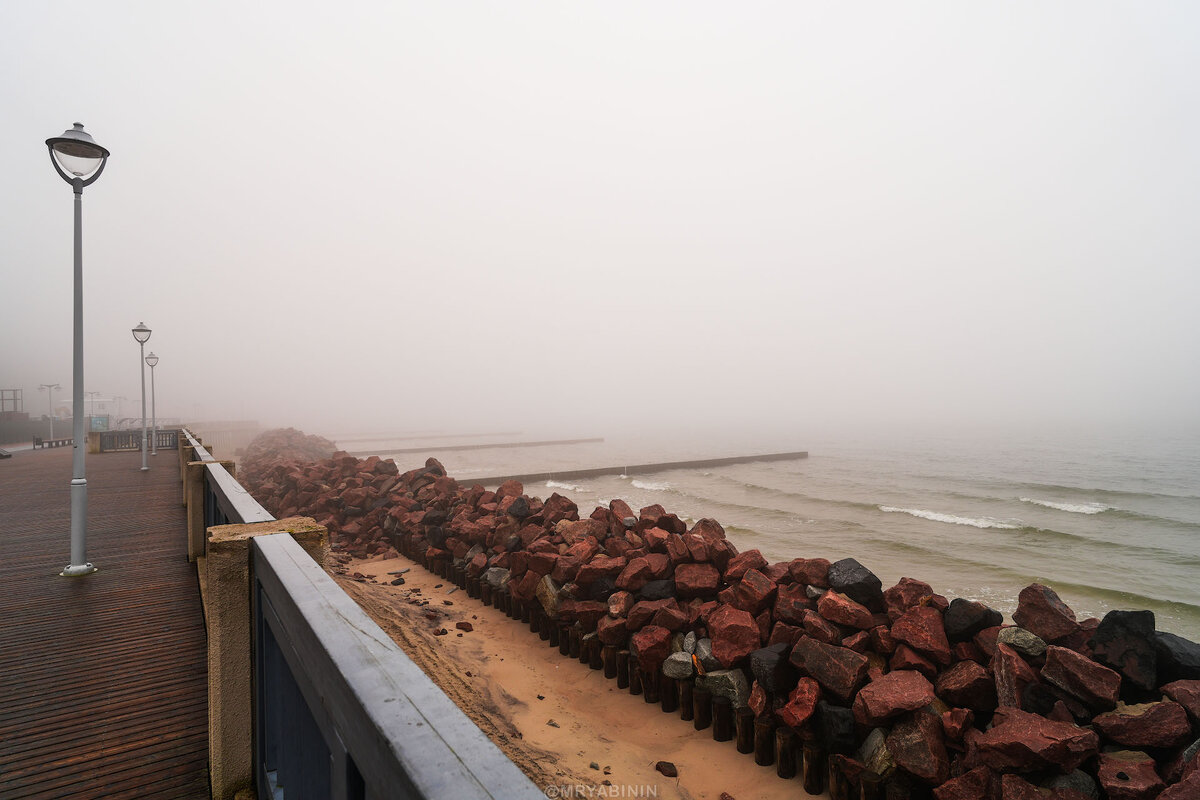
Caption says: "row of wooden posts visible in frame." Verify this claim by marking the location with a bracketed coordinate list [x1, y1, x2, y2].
[397, 532, 917, 800]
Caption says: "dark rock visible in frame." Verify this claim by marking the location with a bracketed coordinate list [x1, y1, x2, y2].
[1041, 644, 1121, 710]
[750, 643, 797, 694]
[1092, 701, 1192, 749]
[588, 576, 618, 602]
[816, 700, 858, 755]
[654, 761, 678, 778]
[789, 635, 869, 701]
[1090, 610, 1158, 692]
[827, 557, 883, 607]
[1156, 630, 1200, 682]
[1013, 583, 1079, 643]
[455, 621, 473, 632]
[887, 710, 950, 784]
[944, 598, 1005, 642]
[852, 670, 936, 726]
[637, 579, 676, 601]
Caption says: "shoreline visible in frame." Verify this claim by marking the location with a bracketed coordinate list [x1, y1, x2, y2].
[335, 551, 825, 800]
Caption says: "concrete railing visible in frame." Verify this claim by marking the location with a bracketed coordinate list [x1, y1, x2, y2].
[176, 428, 540, 800]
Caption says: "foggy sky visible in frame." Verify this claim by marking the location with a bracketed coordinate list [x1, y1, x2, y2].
[3, 2, 1198, 441]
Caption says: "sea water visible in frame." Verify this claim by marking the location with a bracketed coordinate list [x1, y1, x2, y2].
[348, 426, 1200, 640]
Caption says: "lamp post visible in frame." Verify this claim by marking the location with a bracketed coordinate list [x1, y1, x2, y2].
[145, 352, 158, 456]
[46, 122, 109, 577]
[132, 322, 151, 471]
[39, 383, 60, 440]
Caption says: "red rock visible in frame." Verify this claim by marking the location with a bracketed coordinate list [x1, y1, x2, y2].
[674, 562, 720, 598]
[890, 644, 938, 680]
[768, 622, 804, 648]
[933, 766, 994, 800]
[576, 555, 627, 586]
[972, 707, 1099, 773]
[495, 479, 524, 499]
[1040, 644, 1120, 710]
[689, 517, 726, 542]
[637, 503, 665, 528]
[998, 774, 1049, 799]
[733, 568, 778, 615]
[777, 677, 820, 728]
[557, 517, 606, 545]
[708, 604, 761, 668]
[802, 609, 844, 646]
[852, 670, 936, 726]
[942, 707, 974, 741]
[1162, 770, 1200, 800]
[748, 681, 767, 717]
[992, 643, 1040, 709]
[789, 635, 869, 701]
[628, 599, 680, 630]
[641, 527, 669, 553]
[763, 562, 792, 584]
[607, 590, 634, 618]
[455, 621, 473, 632]
[788, 557, 831, 588]
[1012, 583, 1079, 643]
[883, 577, 937, 621]
[608, 498, 634, 521]
[724, 549, 768, 582]
[1097, 750, 1165, 800]
[870, 624, 898, 655]
[842, 630, 871, 652]
[1092, 701, 1192, 749]
[708, 539, 738, 572]
[1163, 679, 1200, 721]
[886, 710, 950, 784]
[818, 591, 875, 630]
[773, 583, 812, 625]
[597, 614, 630, 646]
[652, 606, 688, 632]
[891, 606, 952, 665]
[755, 609, 771, 643]
[527, 551, 558, 577]
[682, 533, 709, 562]
[974, 625, 1003, 659]
[936, 659, 998, 712]
[631, 626, 673, 675]
[615, 556, 655, 592]
[665, 533, 691, 563]
[541, 493, 579, 525]
[952, 640, 987, 664]
[551, 540, 599, 583]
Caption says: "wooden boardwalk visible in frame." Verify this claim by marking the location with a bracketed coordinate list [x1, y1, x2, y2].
[0, 448, 209, 799]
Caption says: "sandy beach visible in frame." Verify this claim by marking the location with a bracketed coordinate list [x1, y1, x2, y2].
[333, 551, 826, 800]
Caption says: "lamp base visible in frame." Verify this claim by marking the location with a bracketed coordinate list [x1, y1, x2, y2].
[61, 563, 97, 577]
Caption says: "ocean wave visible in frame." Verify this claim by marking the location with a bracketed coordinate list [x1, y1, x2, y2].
[632, 479, 671, 492]
[878, 506, 1024, 530]
[1020, 497, 1113, 515]
[545, 480, 584, 492]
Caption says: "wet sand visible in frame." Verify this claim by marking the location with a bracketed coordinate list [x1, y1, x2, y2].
[333, 552, 826, 800]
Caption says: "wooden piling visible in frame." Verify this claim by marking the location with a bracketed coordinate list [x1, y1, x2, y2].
[568, 627, 581, 659]
[753, 717, 775, 766]
[712, 697, 733, 742]
[802, 742, 827, 796]
[774, 727, 797, 779]
[679, 680, 694, 721]
[480, 582, 492, 606]
[616, 651, 630, 689]
[827, 757, 850, 800]
[693, 688, 712, 730]
[558, 625, 571, 657]
[602, 645, 618, 679]
[547, 622, 560, 648]
[539, 613, 552, 642]
[519, 602, 530, 624]
[659, 676, 678, 713]
[641, 671, 659, 703]
[588, 638, 603, 670]
[859, 772, 884, 800]
[578, 635, 593, 665]
[735, 707, 755, 754]
[628, 662, 643, 696]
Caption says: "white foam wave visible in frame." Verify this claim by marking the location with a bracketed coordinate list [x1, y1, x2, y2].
[545, 480, 583, 492]
[879, 506, 1023, 530]
[632, 479, 671, 492]
[1019, 497, 1112, 515]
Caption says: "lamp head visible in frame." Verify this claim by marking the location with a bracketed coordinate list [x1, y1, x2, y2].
[145, 352, 159, 368]
[46, 123, 110, 186]
[132, 322, 151, 344]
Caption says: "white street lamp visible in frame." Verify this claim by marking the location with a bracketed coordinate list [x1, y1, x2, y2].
[132, 322, 151, 471]
[39, 383, 61, 440]
[145, 352, 158, 456]
[47, 122, 109, 577]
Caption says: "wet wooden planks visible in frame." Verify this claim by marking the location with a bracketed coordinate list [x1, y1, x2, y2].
[0, 448, 209, 799]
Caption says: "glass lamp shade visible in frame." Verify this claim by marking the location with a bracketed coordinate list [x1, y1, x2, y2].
[145, 352, 159, 368]
[132, 322, 152, 344]
[46, 123, 109, 180]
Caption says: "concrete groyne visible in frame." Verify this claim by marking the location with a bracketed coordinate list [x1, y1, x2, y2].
[465, 450, 809, 487]
[240, 435, 1200, 800]
[347, 437, 605, 458]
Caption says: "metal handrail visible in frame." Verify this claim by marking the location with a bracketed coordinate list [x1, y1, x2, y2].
[181, 427, 272, 525]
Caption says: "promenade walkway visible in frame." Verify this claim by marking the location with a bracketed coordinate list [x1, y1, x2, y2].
[0, 448, 209, 799]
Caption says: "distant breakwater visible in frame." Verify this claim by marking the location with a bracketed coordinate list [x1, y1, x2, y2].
[347, 437, 605, 458]
[239, 433, 1200, 799]
[464, 451, 810, 487]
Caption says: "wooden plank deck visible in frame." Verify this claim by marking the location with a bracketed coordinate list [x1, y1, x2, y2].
[0, 448, 209, 799]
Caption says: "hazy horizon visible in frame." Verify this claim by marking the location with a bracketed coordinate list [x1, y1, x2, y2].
[3, 3, 1198, 444]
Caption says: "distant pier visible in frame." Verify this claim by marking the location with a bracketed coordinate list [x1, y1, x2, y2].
[348, 437, 604, 457]
[464, 450, 809, 487]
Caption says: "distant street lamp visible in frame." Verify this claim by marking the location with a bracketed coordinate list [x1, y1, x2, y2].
[132, 322, 151, 471]
[145, 352, 158, 456]
[38, 383, 60, 439]
[47, 122, 109, 577]
[85, 390, 101, 418]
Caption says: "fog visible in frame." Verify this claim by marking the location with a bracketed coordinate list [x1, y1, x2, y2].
[3, 2, 1198, 444]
